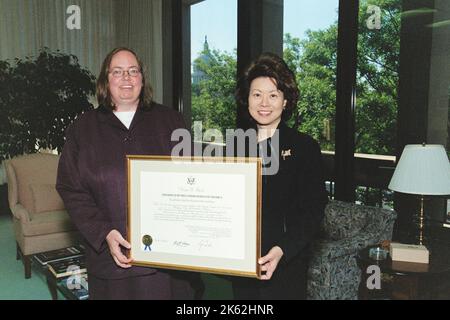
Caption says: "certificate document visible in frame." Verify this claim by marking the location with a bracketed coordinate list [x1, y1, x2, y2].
[127, 156, 262, 278]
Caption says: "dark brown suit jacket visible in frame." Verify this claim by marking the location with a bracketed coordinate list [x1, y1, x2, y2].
[56, 103, 186, 280]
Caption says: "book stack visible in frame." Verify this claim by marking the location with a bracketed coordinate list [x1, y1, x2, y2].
[48, 255, 87, 278]
[34, 244, 85, 266]
[34, 245, 89, 299]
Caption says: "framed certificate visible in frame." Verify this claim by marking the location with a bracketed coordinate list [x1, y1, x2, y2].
[127, 156, 262, 278]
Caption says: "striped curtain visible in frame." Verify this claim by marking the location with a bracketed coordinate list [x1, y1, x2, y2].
[0, 0, 163, 102]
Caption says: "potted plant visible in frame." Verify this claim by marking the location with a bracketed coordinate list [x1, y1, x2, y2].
[1, 48, 95, 159]
[0, 48, 96, 214]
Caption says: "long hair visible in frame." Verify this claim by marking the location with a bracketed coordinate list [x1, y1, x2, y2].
[236, 52, 299, 130]
[96, 47, 153, 110]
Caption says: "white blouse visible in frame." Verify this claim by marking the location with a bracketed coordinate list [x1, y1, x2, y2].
[113, 110, 136, 129]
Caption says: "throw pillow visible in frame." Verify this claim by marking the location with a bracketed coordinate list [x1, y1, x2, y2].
[29, 183, 65, 214]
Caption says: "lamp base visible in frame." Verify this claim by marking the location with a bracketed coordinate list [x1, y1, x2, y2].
[395, 216, 429, 245]
[413, 227, 428, 246]
[413, 195, 428, 246]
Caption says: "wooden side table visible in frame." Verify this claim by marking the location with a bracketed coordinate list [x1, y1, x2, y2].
[357, 243, 450, 300]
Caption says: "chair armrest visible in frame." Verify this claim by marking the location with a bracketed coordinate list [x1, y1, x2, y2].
[10, 204, 31, 223]
[311, 232, 385, 261]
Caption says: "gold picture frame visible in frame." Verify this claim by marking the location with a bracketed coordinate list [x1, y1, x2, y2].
[127, 156, 262, 278]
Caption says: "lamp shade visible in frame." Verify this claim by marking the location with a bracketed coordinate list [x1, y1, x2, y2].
[388, 144, 450, 195]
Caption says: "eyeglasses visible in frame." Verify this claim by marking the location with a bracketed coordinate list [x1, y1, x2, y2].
[109, 67, 141, 78]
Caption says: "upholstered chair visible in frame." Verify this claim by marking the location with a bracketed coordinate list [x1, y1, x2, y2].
[5, 153, 79, 278]
[307, 199, 397, 300]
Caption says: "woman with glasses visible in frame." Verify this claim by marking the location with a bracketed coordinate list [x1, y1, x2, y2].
[56, 47, 202, 299]
[232, 52, 328, 299]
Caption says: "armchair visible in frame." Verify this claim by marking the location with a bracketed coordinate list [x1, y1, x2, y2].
[5, 153, 79, 278]
[307, 200, 397, 300]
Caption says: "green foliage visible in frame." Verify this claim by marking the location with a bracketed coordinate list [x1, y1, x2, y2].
[283, 0, 400, 155]
[284, 28, 338, 152]
[0, 48, 95, 160]
[191, 49, 237, 140]
[0, 61, 15, 160]
[356, 186, 394, 209]
[356, 0, 400, 155]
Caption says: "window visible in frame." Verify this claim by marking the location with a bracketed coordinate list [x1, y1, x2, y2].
[174, 0, 449, 212]
[283, 0, 339, 152]
[354, 0, 401, 207]
[283, 0, 339, 199]
[356, 0, 400, 157]
[190, 0, 237, 141]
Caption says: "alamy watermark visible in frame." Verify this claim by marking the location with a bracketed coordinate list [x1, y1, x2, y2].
[170, 121, 280, 176]
[66, 5, 81, 30]
[366, 5, 382, 30]
[65, 265, 83, 290]
[366, 265, 382, 290]
[64, 4, 382, 31]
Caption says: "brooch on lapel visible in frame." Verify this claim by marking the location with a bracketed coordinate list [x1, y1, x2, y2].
[281, 149, 292, 160]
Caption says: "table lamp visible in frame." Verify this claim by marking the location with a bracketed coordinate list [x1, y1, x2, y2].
[388, 144, 450, 245]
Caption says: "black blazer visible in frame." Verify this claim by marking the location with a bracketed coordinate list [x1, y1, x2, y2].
[258, 122, 328, 264]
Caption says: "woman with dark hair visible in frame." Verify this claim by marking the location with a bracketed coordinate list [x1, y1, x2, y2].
[233, 52, 328, 299]
[56, 47, 201, 299]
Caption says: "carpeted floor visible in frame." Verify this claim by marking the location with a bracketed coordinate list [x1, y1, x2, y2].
[0, 214, 60, 299]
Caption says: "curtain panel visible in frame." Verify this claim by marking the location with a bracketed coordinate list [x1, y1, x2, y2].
[0, 0, 163, 102]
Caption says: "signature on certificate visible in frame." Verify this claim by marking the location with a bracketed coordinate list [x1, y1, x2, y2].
[173, 241, 190, 248]
[198, 240, 213, 251]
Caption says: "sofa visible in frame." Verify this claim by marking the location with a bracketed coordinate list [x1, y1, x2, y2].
[307, 199, 397, 300]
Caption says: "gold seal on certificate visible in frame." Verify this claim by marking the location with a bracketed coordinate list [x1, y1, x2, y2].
[142, 235, 153, 251]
